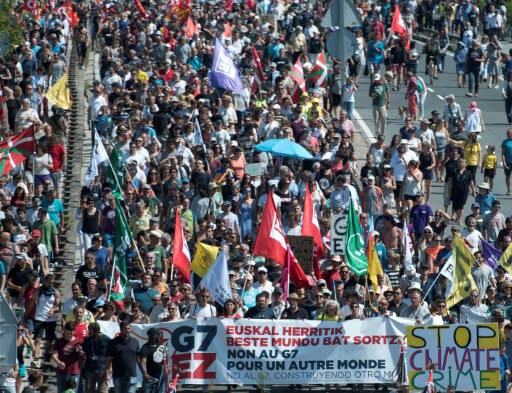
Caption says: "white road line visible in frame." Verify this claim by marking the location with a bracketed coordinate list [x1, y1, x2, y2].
[427, 87, 434, 93]
[436, 94, 445, 100]
[353, 109, 377, 144]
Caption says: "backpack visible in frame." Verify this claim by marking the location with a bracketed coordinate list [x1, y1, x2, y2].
[416, 77, 425, 93]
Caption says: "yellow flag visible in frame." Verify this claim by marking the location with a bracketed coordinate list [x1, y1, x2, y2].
[45, 74, 72, 110]
[499, 242, 512, 274]
[446, 236, 478, 309]
[191, 242, 219, 277]
[367, 235, 383, 291]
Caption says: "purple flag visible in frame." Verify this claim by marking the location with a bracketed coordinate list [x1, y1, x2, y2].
[480, 237, 501, 270]
[209, 38, 244, 94]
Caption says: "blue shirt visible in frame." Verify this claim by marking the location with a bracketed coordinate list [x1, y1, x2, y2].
[410, 203, 434, 236]
[475, 192, 495, 214]
[41, 198, 64, 226]
[502, 138, 512, 163]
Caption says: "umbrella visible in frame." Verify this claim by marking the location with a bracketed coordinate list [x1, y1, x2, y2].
[254, 138, 314, 160]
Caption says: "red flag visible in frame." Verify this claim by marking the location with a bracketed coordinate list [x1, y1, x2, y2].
[422, 369, 434, 393]
[251, 47, 264, 93]
[247, 0, 256, 11]
[135, 0, 149, 19]
[253, 192, 288, 265]
[172, 209, 191, 282]
[185, 16, 198, 39]
[302, 183, 323, 278]
[308, 52, 328, 88]
[290, 56, 305, 90]
[391, 4, 409, 48]
[288, 246, 309, 289]
[0, 126, 35, 175]
[110, 269, 125, 311]
[225, 0, 233, 12]
[223, 22, 232, 39]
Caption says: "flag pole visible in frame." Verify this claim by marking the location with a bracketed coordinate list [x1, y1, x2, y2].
[107, 254, 115, 302]
[113, 198, 146, 274]
[413, 272, 443, 319]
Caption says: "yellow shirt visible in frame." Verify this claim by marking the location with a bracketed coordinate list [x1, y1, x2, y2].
[483, 152, 497, 169]
[463, 141, 481, 166]
[135, 69, 149, 85]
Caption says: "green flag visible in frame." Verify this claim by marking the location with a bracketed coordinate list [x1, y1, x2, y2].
[103, 144, 125, 198]
[344, 199, 368, 275]
[110, 202, 133, 310]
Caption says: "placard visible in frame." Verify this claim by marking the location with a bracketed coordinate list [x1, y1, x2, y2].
[287, 235, 313, 274]
[245, 163, 263, 177]
[406, 323, 500, 391]
[330, 212, 347, 255]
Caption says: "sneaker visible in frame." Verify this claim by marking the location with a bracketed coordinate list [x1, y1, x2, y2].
[31, 360, 41, 368]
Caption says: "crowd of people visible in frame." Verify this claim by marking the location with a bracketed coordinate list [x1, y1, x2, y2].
[6, 0, 512, 392]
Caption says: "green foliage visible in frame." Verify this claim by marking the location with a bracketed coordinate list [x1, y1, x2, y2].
[0, 0, 25, 55]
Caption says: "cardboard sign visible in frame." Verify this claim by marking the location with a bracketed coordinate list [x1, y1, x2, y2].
[245, 163, 263, 177]
[287, 235, 314, 273]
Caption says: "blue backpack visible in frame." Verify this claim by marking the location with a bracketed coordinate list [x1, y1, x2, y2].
[416, 78, 425, 93]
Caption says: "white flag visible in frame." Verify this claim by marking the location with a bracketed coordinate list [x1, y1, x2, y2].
[193, 118, 204, 147]
[440, 252, 455, 297]
[198, 251, 232, 306]
[85, 131, 110, 186]
[402, 221, 415, 267]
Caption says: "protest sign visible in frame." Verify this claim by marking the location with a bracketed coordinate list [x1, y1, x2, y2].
[99, 317, 410, 385]
[406, 323, 500, 391]
[287, 235, 313, 273]
[330, 212, 347, 255]
[245, 163, 263, 177]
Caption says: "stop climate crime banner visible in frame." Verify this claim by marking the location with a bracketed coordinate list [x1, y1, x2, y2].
[98, 318, 499, 388]
[406, 323, 500, 391]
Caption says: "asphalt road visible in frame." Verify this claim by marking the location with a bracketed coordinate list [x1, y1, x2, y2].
[352, 42, 512, 219]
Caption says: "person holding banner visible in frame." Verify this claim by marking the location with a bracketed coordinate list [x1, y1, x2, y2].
[188, 288, 217, 319]
[137, 328, 163, 393]
[399, 283, 431, 322]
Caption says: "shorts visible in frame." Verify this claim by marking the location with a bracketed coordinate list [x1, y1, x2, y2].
[331, 93, 342, 107]
[34, 320, 57, 340]
[484, 168, 495, 179]
[421, 169, 434, 180]
[404, 194, 417, 201]
[467, 165, 477, 183]
[394, 181, 403, 199]
[505, 163, 512, 177]
[456, 63, 465, 75]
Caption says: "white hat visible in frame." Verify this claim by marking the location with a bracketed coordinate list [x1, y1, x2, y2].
[257, 266, 268, 273]
[406, 265, 416, 274]
[149, 230, 162, 238]
[478, 182, 490, 190]
[374, 73, 382, 81]
[399, 139, 409, 145]
[408, 282, 422, 291]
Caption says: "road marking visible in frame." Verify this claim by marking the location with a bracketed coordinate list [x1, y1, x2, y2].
[436, 94, 445, 100]
[427, 87, 434, 93]
[353, 109, 377, 143]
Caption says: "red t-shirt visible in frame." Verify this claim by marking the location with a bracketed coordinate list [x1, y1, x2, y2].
[52, 337, 82, 375]
[73, 322, 88, 343]
[48, 144, 66, 171]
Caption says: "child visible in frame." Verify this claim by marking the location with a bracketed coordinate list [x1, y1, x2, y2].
[481, 144, 497, 191]
[342, 76, 357, 120]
